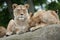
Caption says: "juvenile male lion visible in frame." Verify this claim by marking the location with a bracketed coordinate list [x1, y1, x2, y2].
[6, 4, 30, 36]
[29, 10, 60, 31]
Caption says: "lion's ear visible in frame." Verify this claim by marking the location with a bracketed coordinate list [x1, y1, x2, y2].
[24, 4, 29, 9]
[12, 3, 18, 9]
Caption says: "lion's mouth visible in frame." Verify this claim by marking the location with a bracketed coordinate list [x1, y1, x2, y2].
[19, 18, 24, 20]
[18, 16, 25, 20]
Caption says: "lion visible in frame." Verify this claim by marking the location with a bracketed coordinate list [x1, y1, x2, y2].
[0, 26, 6, 38]
[29, 10, 60, 31]
[6, 4, 30, 36]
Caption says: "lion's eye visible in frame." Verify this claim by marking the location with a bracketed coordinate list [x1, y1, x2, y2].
[23, 9, 25, 11]
[23, 9, 26, 13]
[17, 9, 20, 11]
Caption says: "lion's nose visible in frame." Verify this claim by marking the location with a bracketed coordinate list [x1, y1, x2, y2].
[21, 14, 23, 15]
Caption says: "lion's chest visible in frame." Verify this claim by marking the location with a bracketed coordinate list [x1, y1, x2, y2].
[15, 25, 26, 30]
[13, 21, 28, 32]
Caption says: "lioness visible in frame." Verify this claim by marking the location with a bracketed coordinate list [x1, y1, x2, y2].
[6, 4, 30, 36]
[29, 10, 60, 31]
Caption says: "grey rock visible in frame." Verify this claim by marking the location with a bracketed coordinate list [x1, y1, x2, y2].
[0, 24, 60, 40]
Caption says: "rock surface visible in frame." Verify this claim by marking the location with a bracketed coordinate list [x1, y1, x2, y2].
[0, 24, 60, 40]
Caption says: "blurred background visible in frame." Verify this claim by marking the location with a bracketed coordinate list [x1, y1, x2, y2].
[0, 0, 60, 28]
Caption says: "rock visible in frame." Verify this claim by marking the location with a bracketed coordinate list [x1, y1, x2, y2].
[0, 24, 60, 40]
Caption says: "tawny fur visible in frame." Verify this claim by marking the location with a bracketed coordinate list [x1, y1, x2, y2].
[29, 10, 60, 31]
[0, 26, 6, 38]
[6, 4, 30, 35]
